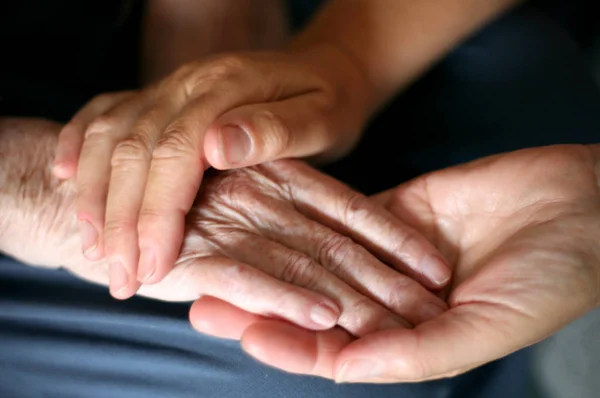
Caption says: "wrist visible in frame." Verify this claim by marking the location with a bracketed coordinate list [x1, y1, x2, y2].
[283, 42, 376, 161]
[287, 40, 377, 117]
[0, 118, 80, 267]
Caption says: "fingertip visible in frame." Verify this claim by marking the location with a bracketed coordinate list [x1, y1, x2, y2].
[108, 258, 140, 299]
[110, 283, 140, 300]
[241, 321, 319, 374]
[309, 301, 340, 330]
[242, 321, 351, 379]
[52, 161, 76, 179]
[109, 278, 140, 300]
[421, 255, 451, 288]
[136, 235, 182, 285]
[189, 297, 264, 340]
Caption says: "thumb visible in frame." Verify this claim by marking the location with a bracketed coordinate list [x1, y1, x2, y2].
[204, 96, 347, 169]
[334, 303, 537, 383]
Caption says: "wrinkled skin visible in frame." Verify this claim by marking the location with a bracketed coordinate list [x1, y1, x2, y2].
[191, 144, 600, 382]
[52, 46, 372, 294]
[0, 119, 448, 337]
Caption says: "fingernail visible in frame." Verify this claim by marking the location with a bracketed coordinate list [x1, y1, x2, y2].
[137, 249, 156, 282]
[336, 359, 383, 383]
[421, 255, 450, 286]
[219, 125, 252, 165]
[79, 220, 98, 257]
[109, 259, 129, 294]
[310, 302, 340, 328]
[419, 302, 445, 322]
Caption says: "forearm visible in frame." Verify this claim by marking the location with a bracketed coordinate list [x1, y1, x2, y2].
[0, 118, 79, 267]
[290, 0, 524, 111]
[141, 0, 289, 83]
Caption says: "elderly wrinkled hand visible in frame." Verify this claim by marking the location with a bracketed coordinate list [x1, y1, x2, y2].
[51, 46, 373, 293]
[191, 144, 600, 382]
[1, 118, 450, 336]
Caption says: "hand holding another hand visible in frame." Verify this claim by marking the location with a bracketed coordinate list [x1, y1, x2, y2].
[52, 47, 373, 293]
[3, 118, 450, 338]
[191, 145, 600, 382]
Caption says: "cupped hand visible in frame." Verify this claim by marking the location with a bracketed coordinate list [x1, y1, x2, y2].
[4, 118, 450, 334]
[190, 144, 600, 382]
[51, 46, 372, 292]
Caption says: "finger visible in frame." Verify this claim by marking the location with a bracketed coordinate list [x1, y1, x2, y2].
[251, 196, 448, 325]
[273, 161, 452, 289]
[109, 262, 142, 300]
[189, 296, 264, 340]
[136, 92, 239, 285]
[333, 304, 530, 383]
[241, 320, 352, 378]
[204, 94, 335, 170]
[135, 53, 327, 284]
[221, 232, 410, 336]
[104, 95, 185, 297]
[76, 95, 148, 262]
[53, 91, 134, 179]
[168, 256, 341, 330]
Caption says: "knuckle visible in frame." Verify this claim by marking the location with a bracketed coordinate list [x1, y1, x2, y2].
[131, 116, 159, 142]
[339, 192, 370, 225]
[60, 121, 80, 139]
[85, 115, 118, 139]
[317, 234, 355, 273]
[111, 139, 151, 168]
[75, 181, 96, 201]
[222, 263, 254, 298]
[170, 61, 204, 83]
[90, 92, 121, 107]
[153, 126, 198, 161]
[137, 207, 164, 220]
[253, 110, 290, 155]
[389, 229, 419, 255]
[405, 355, 433, 381]
[384, 278, 415, 311]
[104, 217, 136, 239]
[279, 253, 316, 285]
[183, 55, 249, 97]
[341, 297, 378, 333]
[207, 54, 249, 78]
[215, 177, 269, 212]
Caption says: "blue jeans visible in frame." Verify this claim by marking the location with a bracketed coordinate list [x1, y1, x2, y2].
[2, 3, 599, 398]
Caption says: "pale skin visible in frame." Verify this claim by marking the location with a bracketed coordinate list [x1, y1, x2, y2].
[50, 0, 520, 296]
[0, 119, 448, 335]
[22, 0, 591, 385]
[190, 144, 600, 383]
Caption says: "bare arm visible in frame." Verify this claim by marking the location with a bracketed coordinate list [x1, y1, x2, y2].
[0, 118, 80, 268]
[141, 0, 289, 83]
[291, 0, 524, 111]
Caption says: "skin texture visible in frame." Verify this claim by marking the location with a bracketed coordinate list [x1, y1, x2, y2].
[0, 118, 448, 335]
[51, 47, 375, 295]
[190, 144, 600, 382]
[48, 0, 524, 297]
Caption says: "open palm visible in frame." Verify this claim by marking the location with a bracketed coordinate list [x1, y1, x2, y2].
[190, 144, 600, 382]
